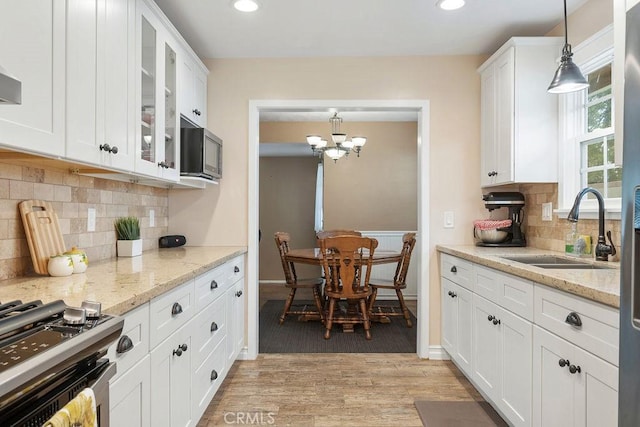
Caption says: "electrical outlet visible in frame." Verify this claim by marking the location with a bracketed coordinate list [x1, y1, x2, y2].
[87, 208, 96, 232]
[542, 202, 553, 221]
[150, 209, 155, 227]
[444, 211, 454, 228]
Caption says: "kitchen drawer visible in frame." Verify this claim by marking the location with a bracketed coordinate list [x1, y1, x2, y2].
[225, 255, 245, 283]
[475, 265, 534, 321]
[195, 265, 231, 311]
[192, 337, 227, 422]
[441, 254, 474, 291]
[149, 280, 195, 349]
[107, 303, 150, 382]
[534, 285, 619, 366]
[191, 294, 226, 368]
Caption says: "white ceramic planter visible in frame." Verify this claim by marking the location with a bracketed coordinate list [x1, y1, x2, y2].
[117, 239, 142, 257]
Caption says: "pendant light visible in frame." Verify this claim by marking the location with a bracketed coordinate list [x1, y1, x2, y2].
[547, 0, 589, 93]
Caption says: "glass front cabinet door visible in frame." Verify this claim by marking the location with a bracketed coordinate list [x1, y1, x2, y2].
[136, 0, 179, 181]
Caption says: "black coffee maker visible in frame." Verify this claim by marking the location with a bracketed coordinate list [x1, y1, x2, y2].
[477, 192, 526, 247]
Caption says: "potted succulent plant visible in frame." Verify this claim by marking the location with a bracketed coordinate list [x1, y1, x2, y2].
[114, 216, 142, 257]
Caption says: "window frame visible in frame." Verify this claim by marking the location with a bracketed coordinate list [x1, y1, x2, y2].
[557, 25, 619, 217]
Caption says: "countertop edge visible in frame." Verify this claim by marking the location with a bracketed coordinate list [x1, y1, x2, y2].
[436, 245, 620, 309]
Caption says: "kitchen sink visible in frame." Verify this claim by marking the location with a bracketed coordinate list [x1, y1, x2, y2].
[500, 255, 610, 270]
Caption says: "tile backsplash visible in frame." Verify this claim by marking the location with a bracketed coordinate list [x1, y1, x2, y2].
[0, 160, 168, 280]
[517, 183, 621, 259]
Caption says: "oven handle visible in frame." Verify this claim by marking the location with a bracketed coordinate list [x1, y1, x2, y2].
[90, 361, 117, 427]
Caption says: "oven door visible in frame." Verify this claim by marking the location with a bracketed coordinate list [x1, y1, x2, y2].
[3, 358, 116, 427]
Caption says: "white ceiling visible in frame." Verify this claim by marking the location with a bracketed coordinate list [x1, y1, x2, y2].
[154, 0, 587, 59]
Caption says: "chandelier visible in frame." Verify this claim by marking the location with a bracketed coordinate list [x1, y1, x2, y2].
[306, 113, 367, 162]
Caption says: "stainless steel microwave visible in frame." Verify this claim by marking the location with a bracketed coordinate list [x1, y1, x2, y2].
[180, 119, 222, 180]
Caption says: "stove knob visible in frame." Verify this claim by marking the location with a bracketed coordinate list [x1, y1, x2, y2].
[81, 301, 102, 318]
[63, 307, 87, 325]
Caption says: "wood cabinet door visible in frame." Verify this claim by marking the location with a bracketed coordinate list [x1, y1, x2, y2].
[480, 63, 496, 186]
[441, 278, 458, 356]
[574, 343, 618, 427]
[110, 355, 151, 427]
[494, 47, 514, 185]
[454, 285, 473, 377]
[472, 294, 501, 402]
[0, 1, 65, 156]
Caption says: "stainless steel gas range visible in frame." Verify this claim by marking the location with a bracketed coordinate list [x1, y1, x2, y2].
[0, 299, 123, 426]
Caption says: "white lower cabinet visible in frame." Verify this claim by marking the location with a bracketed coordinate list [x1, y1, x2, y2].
[110, 355, 151, 427]
[109, 255, 245, 426]
[532, 326, 618, 427]
[441, 278, 473, 376]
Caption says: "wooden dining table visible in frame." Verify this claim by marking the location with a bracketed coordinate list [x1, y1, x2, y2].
[284, 248, 402, 332]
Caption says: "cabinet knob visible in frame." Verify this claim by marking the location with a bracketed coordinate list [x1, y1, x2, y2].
[487, 315, 494, 322]
[565, 312, 582, 328]
[210, 280, 218, 290]
[558, 358, 569, 368]
[99, 143, 118, 154]
[450, 292, 457, 298]
[110, 145, 118, 154]
[116, 335, 134, 354]
[447, 291, 453, 297]
[211, 321, 218, 332]
[450, 266, 457, 273]
[157, 161, 170, 169]
[172, 343, 188, 357]
[492, 318, 501, 325]
[234, 266, 240, 273]
[235, 290, 243, 297]
[210, 369, 218, 381]
[193, 108, 201, 116]
[569, 364, 581, 374]
[171, 302, 183, 316]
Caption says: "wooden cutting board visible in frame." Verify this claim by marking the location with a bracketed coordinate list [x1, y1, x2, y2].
[19, 200, 66, 275]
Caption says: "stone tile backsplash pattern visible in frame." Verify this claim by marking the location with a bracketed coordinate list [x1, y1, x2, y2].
[519, 183, 621, 260]
[0, 161, 168, 280]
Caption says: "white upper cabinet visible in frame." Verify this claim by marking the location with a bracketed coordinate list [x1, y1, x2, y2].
[478, 37, 563, 187]
[135, 0, 180, 182]
[179, 53, 208, 128]
[0, 1, 65, 157]
[66, 0, 136, 171]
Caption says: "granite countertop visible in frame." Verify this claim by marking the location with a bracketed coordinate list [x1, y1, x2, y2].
[436, 245, 620, 308]
[0, 246, 247, 315]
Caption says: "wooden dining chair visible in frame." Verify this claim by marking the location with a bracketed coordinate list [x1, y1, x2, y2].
[274, 232, 325, 324]
[316, 229, 362, 239]
[318, 235, 378, 340]
[368, 232, 416, 327]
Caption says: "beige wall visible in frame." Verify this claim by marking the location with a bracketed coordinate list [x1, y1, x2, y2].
[547, 0, 612, 43]
[168, 55, 487, 346]
[258, 156, 319, 281]
[0, 160, 168, 280]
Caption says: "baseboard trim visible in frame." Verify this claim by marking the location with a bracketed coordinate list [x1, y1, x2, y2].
[428, 345, 450, 360]
[259, 280, 286, 285]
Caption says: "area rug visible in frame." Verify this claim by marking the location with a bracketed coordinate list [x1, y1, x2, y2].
[414, 401, 508, 427]
[259, 300, 416, 353]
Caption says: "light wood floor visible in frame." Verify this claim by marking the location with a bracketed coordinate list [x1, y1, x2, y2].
[196, 284, 480, 426]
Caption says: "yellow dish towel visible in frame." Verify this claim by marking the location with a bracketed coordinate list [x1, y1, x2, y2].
[42, 388, 97, 427]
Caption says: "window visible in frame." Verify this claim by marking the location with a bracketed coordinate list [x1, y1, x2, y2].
[557, 25, 620, 214]
[578, 63, 621, 201]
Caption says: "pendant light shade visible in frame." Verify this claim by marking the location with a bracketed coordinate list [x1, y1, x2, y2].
[548, 0, 589, 94]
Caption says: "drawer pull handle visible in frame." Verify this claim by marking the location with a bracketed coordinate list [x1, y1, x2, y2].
[171, 302, 183, 316]
[569, 364, 581, 374]
[210, 280, 218, 290]
[116, 335, 133, 354]
[234, 266, 240, 273]
[450, 266, 457, 273]
[173, 343, 188, 357]
[211, 321, 218, 332]
[235, 290, 243, 297]
[492, 318, 501, 325]
[559, 358, 569, 368]
[211, 369, 218, 381]
[565, 312, 582, 327]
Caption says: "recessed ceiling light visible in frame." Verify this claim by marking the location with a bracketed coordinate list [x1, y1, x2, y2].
[437, 0, 465, 11]
[233, 0, 260, 12]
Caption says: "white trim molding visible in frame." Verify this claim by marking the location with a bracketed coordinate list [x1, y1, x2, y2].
[428, 346, 451, 361]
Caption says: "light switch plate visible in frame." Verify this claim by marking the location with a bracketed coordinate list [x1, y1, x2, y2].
[150, 209, 155, 227]
[542, 202, 553, 221]
[444, 211, 454, 228]
[87, 208, 96, 232]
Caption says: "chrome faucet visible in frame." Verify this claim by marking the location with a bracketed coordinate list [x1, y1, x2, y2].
[567, 187, 616, 261]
